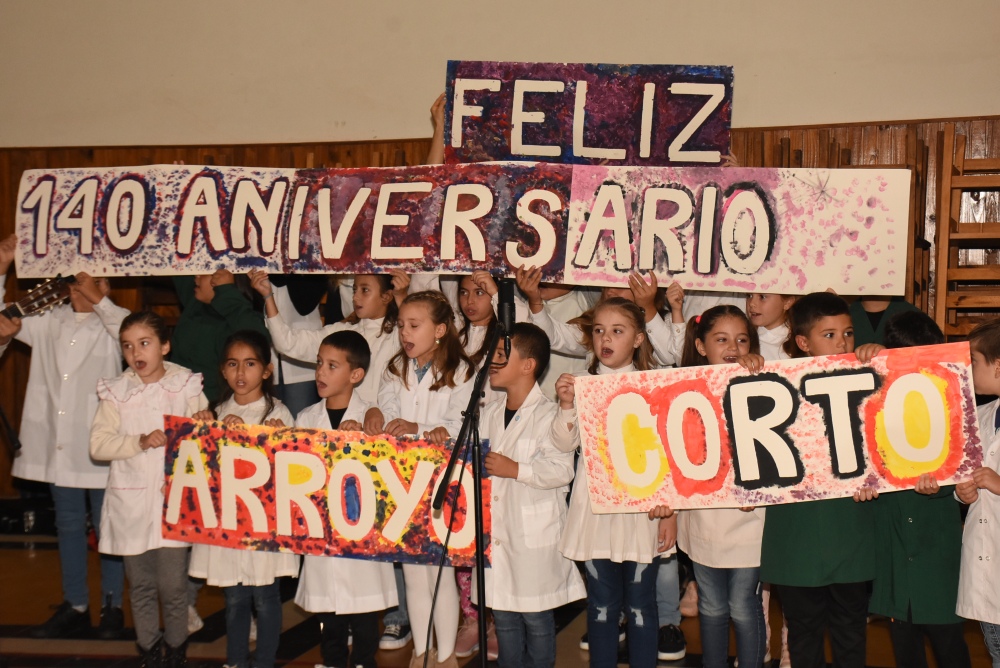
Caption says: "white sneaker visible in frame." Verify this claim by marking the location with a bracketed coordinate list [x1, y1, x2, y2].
[187, 605, 204, 635]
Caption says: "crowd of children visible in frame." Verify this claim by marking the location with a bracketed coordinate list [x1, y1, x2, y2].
[4, 219, 1000, 668]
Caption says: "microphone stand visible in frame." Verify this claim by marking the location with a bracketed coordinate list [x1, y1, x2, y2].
[432, 317, 505, 668]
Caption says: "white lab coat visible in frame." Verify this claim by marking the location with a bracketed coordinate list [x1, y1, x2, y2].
[90, 362, 208, 556]
[293, 393, 398, 613]
[188, 396, 300, 587]
[271, 284, 323, 386]
[8, 296, 128, 489]
[536, 288, 598, 401]
[957, 399, 1000, 624]
[473, 384, 586, 612]
[266, 312, 399, 407]
[378, 361, 476, 438]
[678, 507, 765, 569]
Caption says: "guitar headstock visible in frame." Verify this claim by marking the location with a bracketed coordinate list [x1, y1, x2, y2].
[1, 275, 76, 320]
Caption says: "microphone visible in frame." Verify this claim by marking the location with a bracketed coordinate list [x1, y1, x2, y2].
[497, 277, 516, 361]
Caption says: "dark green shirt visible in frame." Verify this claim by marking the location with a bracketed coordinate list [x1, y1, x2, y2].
[170, 277, 269, 403]
[849, 298, 919, 347]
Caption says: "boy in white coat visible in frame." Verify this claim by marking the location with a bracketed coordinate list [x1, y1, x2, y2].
[477, 323, 586, 668]
[294, 330, 397, 668]
[1, 235, 130, 639]
[957, 318, 1000, 665]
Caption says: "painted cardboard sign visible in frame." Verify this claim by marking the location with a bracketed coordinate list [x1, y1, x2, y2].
[574, 343, 982, 512]
[444, 61, 732, 165]
[15, 164, 910, 295]
[162, 417, 490, 567]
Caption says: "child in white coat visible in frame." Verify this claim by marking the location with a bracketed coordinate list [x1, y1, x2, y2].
[295, 330, 398, 668]
[956, 318, 1000, 666]
[90, 311, 208, 667]
[364, 291, 476, 668]
[188, 330, 298, 668]
[0, 233, 130, 639]
[552, 297, 676, 668]
[477, 322, 586, 667]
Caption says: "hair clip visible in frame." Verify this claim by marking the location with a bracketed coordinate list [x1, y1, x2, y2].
[695, 315, 701, 324]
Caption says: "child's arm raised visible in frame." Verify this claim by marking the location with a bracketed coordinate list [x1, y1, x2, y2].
[425, 93, 446, 166]
[550, 374, 581, 453]
[210, 269, 269, 339]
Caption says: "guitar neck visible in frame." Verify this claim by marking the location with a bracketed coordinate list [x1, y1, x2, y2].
[0, 303, 24, 320]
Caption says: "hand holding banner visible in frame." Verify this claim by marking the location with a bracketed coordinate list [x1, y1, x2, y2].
[162, 417, 490, 567]
[575, 343, 982, 512]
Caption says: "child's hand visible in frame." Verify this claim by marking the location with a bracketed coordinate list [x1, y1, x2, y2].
[628, 271, 658, 320]
[430, 92, 446, 134]
[426, 93, 447, 165]
[914, 473, 940, 496]
[422, 426, 450, 444]
[647, 504, 674, 519]
[140, 430, 167, 450]
[855, 343, 884, 364]
[666, 282, 685, 322]
[515, 265, 543, 312]
[386, 419, 419, 437]
[657, 515, 677, 552]
[555, 373, 576, 410]
[471, 270, 499, 297]
[390, 268, 411, 306]
[191, 410, 215, 422]
[0, 233, 15, 274]
[853, 485, 879, 502]
[339, 419, 362, 431]
[485, 452, 519, 479]
[221, 414, 244, 426]
[248, 269, 273, 297]
[72, 272, 107, 304]
[739, 506, 756, 512]
[0, 314, 22, 344]
[264, 418, 285, 428]
[363, 408, 385, 435]
[737, 354, 766, 374]
[973, 466, 1000, 495]
[956, 479, 980, 504]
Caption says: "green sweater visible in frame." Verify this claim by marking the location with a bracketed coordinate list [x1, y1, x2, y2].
[849, 298, 919, 347]
[170, 277, 269, 403]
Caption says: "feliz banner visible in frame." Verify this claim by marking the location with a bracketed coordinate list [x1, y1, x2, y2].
[575, 343, 983, 512]
[162, 417, 490, 567]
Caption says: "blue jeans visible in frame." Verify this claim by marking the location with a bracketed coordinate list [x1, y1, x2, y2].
[982, 622, 1000, 668]
[51, 484, 124, 608]
[382, 562, 409, 626]
[224, 581, 282, 668]
[693, 563, 766, 668]
[585, 559, 659, 668]
[493, 609, 555, 668]
[656, 553, 681, 627]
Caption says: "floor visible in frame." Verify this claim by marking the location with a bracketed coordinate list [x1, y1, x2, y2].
[0, 536, 993, 667]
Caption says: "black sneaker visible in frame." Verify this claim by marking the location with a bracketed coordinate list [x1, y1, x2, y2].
[97, 595, 125, 639]
[657, 624, 686, 661]
[378, 622, 412, 650]
[28, 601, 91, 638]
[579, 621, 627, 652]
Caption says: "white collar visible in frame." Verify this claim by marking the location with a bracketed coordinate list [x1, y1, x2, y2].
[597, 362, 635, 375]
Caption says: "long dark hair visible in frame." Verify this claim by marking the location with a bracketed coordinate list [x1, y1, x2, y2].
[457, 275, 499, 368]
[213, 330, 277, 421]
[682, 305, 759, 367]
[386, 291, 473, 391]
[343, 274, 399, 336]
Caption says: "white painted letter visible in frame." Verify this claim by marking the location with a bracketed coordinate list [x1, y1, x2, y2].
[803, 373, 878, 476]
[573, 184, 632, 270]
[229, 179, 288, 253]
[105, 178, 146, 252]
[375, 459, 436, 544]
[667, 82, 725, 163]
[509, 189, 560, 269]
[318, 186, 372, 260]
[639, 83, 655, 159]
[177, 176, 227, 254]
[274, 451, 326, 538]
[286, 185, 309, 261]
[720, 190, 771, 274]
[430, 466, 477, 550]
[55, 178, 98, 255]
[22, 178, 54, 256]
[882, 373, 947, 463]
[451, 78, 502, 148]
[371, 182, 431, 260]
[512, 80, 565, 157]
[639, 187, 693, 271]
[607, 393, 665, 488]
[696, 186, 718, 274]
[327, 459, 377, 541]
[166, 440, 219, 528]
[573, 81, 626, 161]
[728, 380, 799, 482]
[441, 184, 491, 261]
[219, 445, 271, 532]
